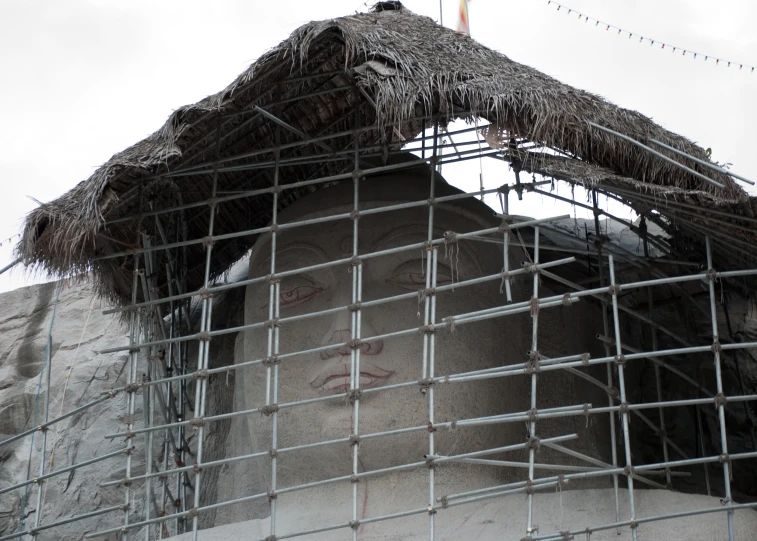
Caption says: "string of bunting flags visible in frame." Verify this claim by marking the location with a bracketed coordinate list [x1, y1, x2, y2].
[0, 233, 20, 249]
[537, 0, 754, 73]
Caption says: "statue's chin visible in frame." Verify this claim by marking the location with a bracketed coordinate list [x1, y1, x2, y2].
[164, 488, 757, 541]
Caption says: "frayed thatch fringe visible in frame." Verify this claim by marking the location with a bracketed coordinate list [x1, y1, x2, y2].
[16, 1, 755, 307]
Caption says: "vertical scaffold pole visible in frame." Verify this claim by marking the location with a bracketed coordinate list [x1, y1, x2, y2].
[123, 186, 147, 541]
[161, 232, 181, 538]
[426, 246, 439, 540]
[142, 239, 156, 540]
[161, 278, 173, 539]
[608, 255, 638, 541]
[592, 189, 621, 533]
[349, 114, 363, 539]
[502, 188, 512, 303]
[525, 226, 540, 538]
[266, 125, 282, 539]
[123, 256, 142, 541]
[178, 206, 190, 534]
[190, 118, 222, 540]
[705, 237, 734, 541]
[423, 121, 439, 541]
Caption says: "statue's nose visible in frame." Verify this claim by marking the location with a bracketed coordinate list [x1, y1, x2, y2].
[319, 328, 383, 359]
[319, 307, 383, 360]
[319, 279, 383, 359]
[320, 329, 353, 358]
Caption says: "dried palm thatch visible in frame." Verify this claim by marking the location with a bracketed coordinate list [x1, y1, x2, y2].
[16, 1, 756, 307]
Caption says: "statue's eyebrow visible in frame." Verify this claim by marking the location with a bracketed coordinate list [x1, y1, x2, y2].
[370, 224, 433, 253]
[252, 243, 330, 272]
[388, 258, 454, 276]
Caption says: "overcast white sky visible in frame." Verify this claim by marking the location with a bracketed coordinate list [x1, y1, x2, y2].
[1, 0, 755, 294]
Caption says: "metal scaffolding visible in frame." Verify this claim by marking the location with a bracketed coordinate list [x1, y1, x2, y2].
[3, 107, 757, 541]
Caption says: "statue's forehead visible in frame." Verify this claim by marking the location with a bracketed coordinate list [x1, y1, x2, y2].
[251, 222, 486, 278]
[255, 217, 480, 255]
[250, 223, 431, 268]
[274, 173, 490, 225]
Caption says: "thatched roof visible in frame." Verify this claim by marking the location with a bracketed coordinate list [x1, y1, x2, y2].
[17, 1, 757, 307]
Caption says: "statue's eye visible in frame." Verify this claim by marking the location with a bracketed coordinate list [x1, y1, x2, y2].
[279, 285, 324, 308]
[387, 261, 453, 291]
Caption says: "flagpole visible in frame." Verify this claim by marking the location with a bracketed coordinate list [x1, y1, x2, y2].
[466, 0, 470, 35]
[456, 0, 470, 36]
[439, 0, 443, 26]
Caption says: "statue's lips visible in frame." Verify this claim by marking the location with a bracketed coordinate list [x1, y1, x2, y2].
[310, 360, 394, 394]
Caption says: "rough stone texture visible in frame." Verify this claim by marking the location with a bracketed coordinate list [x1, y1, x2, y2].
[0, 276, 244, 540]
[0, 278, 139, 540]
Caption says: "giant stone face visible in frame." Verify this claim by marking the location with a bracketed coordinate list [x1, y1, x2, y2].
[241, 174, 529, 481]
[236, 166, 607, 498]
